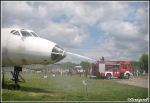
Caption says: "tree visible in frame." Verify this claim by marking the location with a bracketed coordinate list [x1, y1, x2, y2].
[61, 62, 76, 70]
[80, 61, 91, 69]
[130, 61, 140, 72]
[139, 53, 148, 70]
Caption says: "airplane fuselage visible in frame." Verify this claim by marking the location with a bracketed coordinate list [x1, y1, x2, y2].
[2, 28, 66, 70]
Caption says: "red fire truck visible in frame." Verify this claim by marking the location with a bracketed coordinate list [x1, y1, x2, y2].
[91, 61, 132, 79]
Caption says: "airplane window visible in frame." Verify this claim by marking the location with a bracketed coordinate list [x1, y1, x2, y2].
[51, 45, 64, 61]
[55, 45, 64, 50]
[12, 31, 20, 36]
[52, 45, 64, 53]
[51, 54, 62, 61]
[30, 32, 39, 37]
[21, 30, 32, 37]
[10, 30, 16, 33]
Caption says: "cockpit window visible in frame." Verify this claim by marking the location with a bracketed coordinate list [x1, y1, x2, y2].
[10, 30, 16, 33]
[52, 45, 64, 53]
[30, 32, 39, 37]
[51, 45, 65, 61]
[55, 45, 64, 51]
[20, 30, 32, 37]
[11, 31, 20, 36]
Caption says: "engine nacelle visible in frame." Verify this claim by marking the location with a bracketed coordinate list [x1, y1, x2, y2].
[22, 64, 47, 70]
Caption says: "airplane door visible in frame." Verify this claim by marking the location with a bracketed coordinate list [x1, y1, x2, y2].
[99, 64, 105, 73]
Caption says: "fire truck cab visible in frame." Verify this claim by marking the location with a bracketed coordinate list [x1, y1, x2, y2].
[91, 61, 132, 79]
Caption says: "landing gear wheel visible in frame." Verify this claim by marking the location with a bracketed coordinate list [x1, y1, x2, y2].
[8, 84, 15, 90]
[15, 84, 20, 90]
[8, 84, 20, 90]
[8, 67, 22, 90]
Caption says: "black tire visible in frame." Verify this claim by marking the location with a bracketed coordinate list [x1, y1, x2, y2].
[8, 84, 15, 90]
[106, 74, 111, 80]
[119, 76, 122, 79]
[119, 74, 123, 79]
[125, 73, 130, 79]
[101, 76, 105, 79]
[8, 84, 20, 90]
[97, 72, 100, 79]
[15, 84, 21, 90]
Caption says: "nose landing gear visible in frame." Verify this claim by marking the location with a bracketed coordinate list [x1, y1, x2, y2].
[8, 67, 22, 90]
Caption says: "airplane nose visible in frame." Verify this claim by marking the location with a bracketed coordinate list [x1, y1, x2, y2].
[51, 45, 67, 63]
[55, 51, 67, 63]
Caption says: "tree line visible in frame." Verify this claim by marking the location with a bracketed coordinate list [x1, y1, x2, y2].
[48, 53, 148, 73]
[48, 61, 91, 70]
[130, 53, 148, 72]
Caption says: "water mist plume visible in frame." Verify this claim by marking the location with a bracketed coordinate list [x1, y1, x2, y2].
[67, 52, 96, 61]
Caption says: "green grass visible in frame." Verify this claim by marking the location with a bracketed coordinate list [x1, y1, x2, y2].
[2, 73, 148, 101]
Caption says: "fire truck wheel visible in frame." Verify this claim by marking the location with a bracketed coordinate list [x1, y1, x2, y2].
[119, 74, 124, 79]
[106, 74, 111, 80]
[119, 76, 122, 79]
[101, 77, 104, 79]
[125, 73, 130, 79]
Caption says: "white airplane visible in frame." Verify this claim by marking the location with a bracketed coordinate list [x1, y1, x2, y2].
[2, 28, 67, 90]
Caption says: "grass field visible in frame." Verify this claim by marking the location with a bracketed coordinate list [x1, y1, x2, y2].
[2, 73, 149, 101]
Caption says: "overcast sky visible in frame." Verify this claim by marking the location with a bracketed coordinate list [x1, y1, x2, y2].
[1, 1, 149, 64]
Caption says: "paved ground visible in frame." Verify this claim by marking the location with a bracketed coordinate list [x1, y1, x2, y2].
[109, 76, 149, 88]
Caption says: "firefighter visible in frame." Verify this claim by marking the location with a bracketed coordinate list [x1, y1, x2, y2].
[101, 56, 104, 61]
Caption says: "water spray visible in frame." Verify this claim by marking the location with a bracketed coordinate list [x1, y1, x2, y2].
[67, 52, 96, 62]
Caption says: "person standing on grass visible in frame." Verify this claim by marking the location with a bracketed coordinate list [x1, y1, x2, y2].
[85, 69, 88, 77]
[145, 70, 148, 76]
[61, 69, 62, 75]
[143, 70, 145, 75]
[68, 69, 71, 76]
[89, 68, 92, 77]
[79, 69, 81, 77]
[136, 69, 139, 76]
[23, 68, 27, 74]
